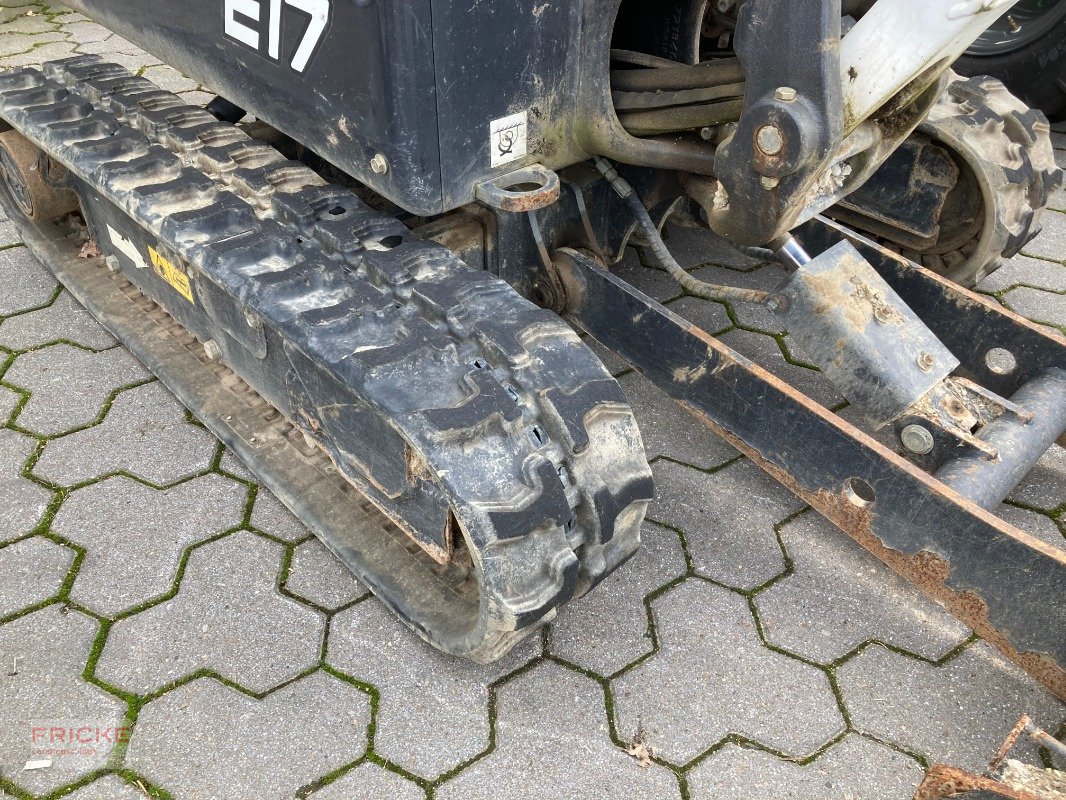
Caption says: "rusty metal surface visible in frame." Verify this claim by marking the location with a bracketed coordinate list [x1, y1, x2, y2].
[914, 765, 1043, 800]
[561, 245, 1066, 699]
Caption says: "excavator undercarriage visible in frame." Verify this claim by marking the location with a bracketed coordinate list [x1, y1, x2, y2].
[0, 0, 1064, 716]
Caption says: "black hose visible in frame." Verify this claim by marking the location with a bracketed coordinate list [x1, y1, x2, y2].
[592, 157, 769, 305]
[617, 99, 744, 137]
[611, 59, 745, 92]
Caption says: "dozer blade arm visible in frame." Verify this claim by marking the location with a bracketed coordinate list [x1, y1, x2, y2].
[556, 218, 1066, 700]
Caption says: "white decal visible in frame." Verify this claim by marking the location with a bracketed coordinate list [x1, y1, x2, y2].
[106, 224, 148, 270]
[224, 0, 330, 74]
[490, 111, 528, 168]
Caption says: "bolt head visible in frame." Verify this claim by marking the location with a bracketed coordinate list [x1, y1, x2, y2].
[901, 424, 935, 455]
[917, 351, 936, 372]
[203, 339, 222, 362]
[774, 86, 798, 102]
[756, 124, 784, 156]
[716, 0, 735, 11]
[370, 153, 389, 175]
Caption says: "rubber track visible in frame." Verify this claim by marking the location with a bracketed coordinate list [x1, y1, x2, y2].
[906, 73, 1063, 287]
[0, 55, 654, 661]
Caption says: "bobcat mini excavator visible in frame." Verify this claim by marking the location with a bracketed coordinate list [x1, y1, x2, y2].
[0, 0, 1064, 701]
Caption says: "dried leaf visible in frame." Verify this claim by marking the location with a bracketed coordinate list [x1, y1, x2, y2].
[625, 724, 655, 768]
[79, 240, 102, 259]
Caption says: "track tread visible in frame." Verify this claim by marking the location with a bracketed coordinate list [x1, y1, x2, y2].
[0, 55, 653, 662]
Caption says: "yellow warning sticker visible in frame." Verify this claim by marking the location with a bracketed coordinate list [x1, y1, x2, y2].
[148, 246, 195, 305]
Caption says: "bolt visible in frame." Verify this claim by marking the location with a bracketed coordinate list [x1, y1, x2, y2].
[104, 255, 120, 273]
[699, 126, 715, 141]
[756, 124, 784, 156]
[917, 351, 936, 372]
[370, 153, 389, 175]
[760, 175, 780, 189]
[203, 339, 222, 361]
[873, 305, 895, 324]
[901, 424, 935, 455]
[774, 86, 797, 102]
[1007, 15, 1020, 32]
[764, 294, 788, 314]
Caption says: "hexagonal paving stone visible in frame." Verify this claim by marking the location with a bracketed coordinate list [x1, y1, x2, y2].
[996, 504, 1065, 550]
[755, 513, 970, 664]
[618, 371, 738, 471]
[60, 774, 149, 800]
[1003, 286, 1066, 328]
[611, 579, 845, 765]
[688, 734, 924, 800]
[551, 521, 686, 676]
[0, 606, 125, 796]
[0, 246, 56, 317]
[649, 458, 802, 590]
[53, 474, 246, 617]
[95, 531, 325, 695]
[60, 20, 112, 44]
[438, 662, 681, 800]
[127, 671, 371, 800]
[218, 447, 254, 481]
[0, 215, 20, 248]
[0, 12, 58, 34]
[33, 381, 218, 486]
[0, 31, 66, 58]
[6, 343, 147, 436]
[0, 536, 74, 618]
[284, 537, 368, 611]
[0, 428, 51, 544]
[665, 224, 769, 272]
[328, 599, 540, 780]
[978, 254, 1066, 294]
[250, 487, 311, 542]
[0, 290, 116, 352]
[1007, 444, 1066, 513]
[308, 763, 425, 800]
[1022, 212, 1065, 263]
[0, 385, 20, 424]
[0, 39, 78, 68]
[141, 64, 199, 93]
[836, 642, 1064, 771]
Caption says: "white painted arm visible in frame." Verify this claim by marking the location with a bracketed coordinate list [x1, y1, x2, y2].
[840, 0, 1020, 128]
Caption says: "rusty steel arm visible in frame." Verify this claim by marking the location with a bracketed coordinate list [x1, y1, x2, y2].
[556, 225, 1066, 700]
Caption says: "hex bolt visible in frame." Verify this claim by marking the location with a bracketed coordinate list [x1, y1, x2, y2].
[203, 339, 222, 361]
[901, 424, 935, 455]
[756, 124, 784, 156]
[873, 305, 895, 325]
[774, 86, 797, 102]
[917, 351, 936, 372]
[370, 153, 389, 175]
[699, 126, 715, 141]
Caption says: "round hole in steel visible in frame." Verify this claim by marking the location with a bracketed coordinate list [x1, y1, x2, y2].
[845, 477, 876, 507]
[984, 347, 1017, 376]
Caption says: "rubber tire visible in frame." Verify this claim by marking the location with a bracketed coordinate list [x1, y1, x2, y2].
[955, 8, 1066, 122]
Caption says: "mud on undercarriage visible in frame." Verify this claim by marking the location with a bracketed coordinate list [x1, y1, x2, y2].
[2, 53, 1064, 706]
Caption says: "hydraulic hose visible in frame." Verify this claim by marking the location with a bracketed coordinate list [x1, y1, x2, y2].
[592, 157, 770, 305]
